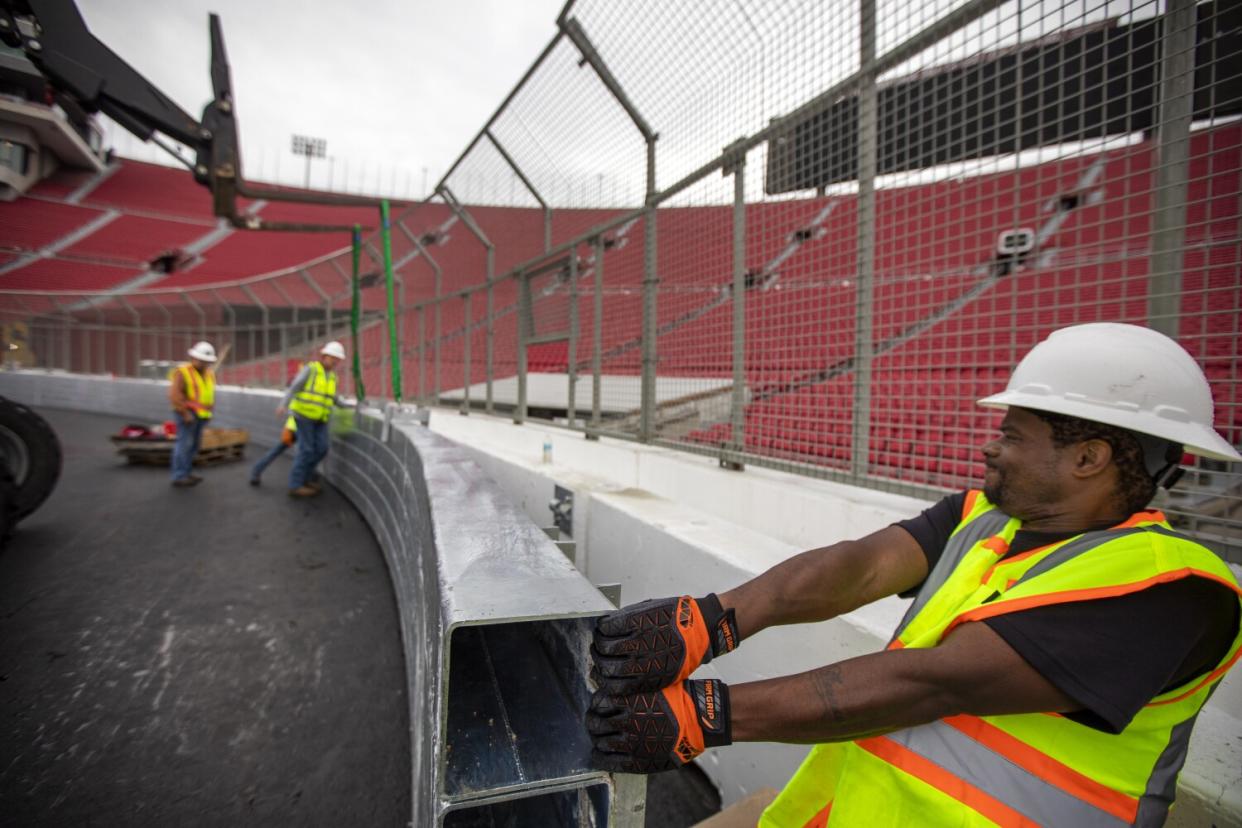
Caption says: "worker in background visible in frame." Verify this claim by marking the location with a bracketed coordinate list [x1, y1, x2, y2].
[586, 323, 1242, 826]
[276, 341, 352, 498]
[168, 341, 217, 488]
[248, 415, 296, 486]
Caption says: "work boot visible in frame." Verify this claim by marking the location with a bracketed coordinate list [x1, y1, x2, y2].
[289, 485, 318, 498]
[171, 478, 199, 488]
[248, 477, 260, 487]
[188, 474, 204, 483]
[306, 480, 322, 492]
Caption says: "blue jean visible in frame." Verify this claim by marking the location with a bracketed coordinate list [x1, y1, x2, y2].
[289, 414, 330, 489]
[170, 416, 206, 481]
[250, 440, 289, 481]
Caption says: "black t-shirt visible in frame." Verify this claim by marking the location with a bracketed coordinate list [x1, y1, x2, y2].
[896, 492, 1240, 733]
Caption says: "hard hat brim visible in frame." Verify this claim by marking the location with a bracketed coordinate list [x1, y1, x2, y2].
[978, 389, 1242, 462]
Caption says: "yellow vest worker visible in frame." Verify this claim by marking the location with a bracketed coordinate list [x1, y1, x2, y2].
[761, 492, 1242, 826]
[168, 340, 219, 487]
[170, 362, 215, 420]
[583, 324, 1242, 827]
[288, 361, 337, 422]
[280, 341, 349, 497]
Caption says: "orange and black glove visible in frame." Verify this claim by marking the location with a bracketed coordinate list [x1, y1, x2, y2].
[586, 678, 731, 774]
[591, 594, 739, 695]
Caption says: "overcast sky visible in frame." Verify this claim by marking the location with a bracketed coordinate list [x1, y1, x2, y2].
[78, 0, 566, 198]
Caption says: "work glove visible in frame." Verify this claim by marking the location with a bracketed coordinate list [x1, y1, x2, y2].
[591, 594, 739, 695]
[587, 678, 731, 774]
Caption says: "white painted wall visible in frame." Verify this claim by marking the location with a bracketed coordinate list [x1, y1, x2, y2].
[427, 410, 1242, 823]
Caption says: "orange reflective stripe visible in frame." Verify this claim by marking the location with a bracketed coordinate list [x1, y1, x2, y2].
[961, 490, 981, 521]
[1112, 510, 1165, 529]
[943, 568, 1242, 640]
[803, 802, 831, 828]
[856, 736, 1039, 828]
[887, 639, 905, 650]
[982, 536, 1009, 554]
[943, 715, 1139, 823]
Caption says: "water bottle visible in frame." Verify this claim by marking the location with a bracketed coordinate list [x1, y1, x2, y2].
[542, 438, 553, 465]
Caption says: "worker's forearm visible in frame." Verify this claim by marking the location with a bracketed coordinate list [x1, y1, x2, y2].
[728, 622, 1079, 745]
[728, 649, 958, 744]
[719, 542, 886, 639]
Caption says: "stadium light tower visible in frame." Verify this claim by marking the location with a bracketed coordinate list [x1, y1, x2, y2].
[291, 134, 327, 189]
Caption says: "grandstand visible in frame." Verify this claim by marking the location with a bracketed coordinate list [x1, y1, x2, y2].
[2, 120, 1239, 503]
[1, 0, 1240, 822]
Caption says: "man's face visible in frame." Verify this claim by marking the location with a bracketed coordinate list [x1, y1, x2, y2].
[981, 407, 1070, 519]
[190, 358, 208, 371]
[321, 355, 340, 370]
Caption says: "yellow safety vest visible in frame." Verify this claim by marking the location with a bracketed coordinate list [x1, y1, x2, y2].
[171, 363, 215, 419]
[762, 490, 1242, 828]
[288, 361, 337, 423]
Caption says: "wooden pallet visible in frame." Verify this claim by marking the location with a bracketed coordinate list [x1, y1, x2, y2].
[111, 428, 249, 467]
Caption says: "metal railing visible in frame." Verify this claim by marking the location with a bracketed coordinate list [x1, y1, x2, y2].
[2, 0, 1239, 559]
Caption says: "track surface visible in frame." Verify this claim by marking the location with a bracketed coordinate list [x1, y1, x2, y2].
[0, 408, 409, 827]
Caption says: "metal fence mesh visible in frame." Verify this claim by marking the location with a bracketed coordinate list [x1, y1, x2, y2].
[2, 0, 1239, 559]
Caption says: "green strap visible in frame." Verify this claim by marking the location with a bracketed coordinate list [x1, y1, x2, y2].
[381, 200, 403, 402]
[350, 225, 366, 403]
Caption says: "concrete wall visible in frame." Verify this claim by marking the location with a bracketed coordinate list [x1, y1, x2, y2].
[426, 410, 1242, 824]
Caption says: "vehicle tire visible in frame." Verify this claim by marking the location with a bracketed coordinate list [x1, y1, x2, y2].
[0, 396, 62, 521]
[0, 455, 16, 546]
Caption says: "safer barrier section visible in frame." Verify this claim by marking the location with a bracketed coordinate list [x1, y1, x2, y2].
[444, 619, 598, 800]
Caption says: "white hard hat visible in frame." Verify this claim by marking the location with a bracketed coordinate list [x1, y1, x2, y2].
[321, 340, 346, 360]
[187, 341, 217, 362]
[978, 323, 1240, 462]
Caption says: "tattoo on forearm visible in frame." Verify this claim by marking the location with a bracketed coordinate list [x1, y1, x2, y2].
[811, 666, 848, 725]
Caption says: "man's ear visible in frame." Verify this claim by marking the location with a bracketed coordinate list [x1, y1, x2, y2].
[1072, 438, 1114, 479]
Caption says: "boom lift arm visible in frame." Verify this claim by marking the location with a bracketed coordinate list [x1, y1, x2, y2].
[0, 0, 379, 231]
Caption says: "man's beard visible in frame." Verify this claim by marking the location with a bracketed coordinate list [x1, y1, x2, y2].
[983, 475, 1007, 511]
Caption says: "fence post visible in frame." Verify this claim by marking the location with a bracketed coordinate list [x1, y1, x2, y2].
[461, 292, 472, 415]
[380, 200, 403, 403]
[561, 15, 659, 440]
[726, 141, 747, 469]
[417, 304, 426, 403]
[350, 225, 367, 403]
[516, 270, 529, 424]
[486, 128, 553, 254]
[439, 186, 494, 413]
[1148, 0, 1196, 340]
[567, 250, 579, 428]
[850, 0, 878, 480]
[590, 235, 603, 437]
[396, 221, 443, 406]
